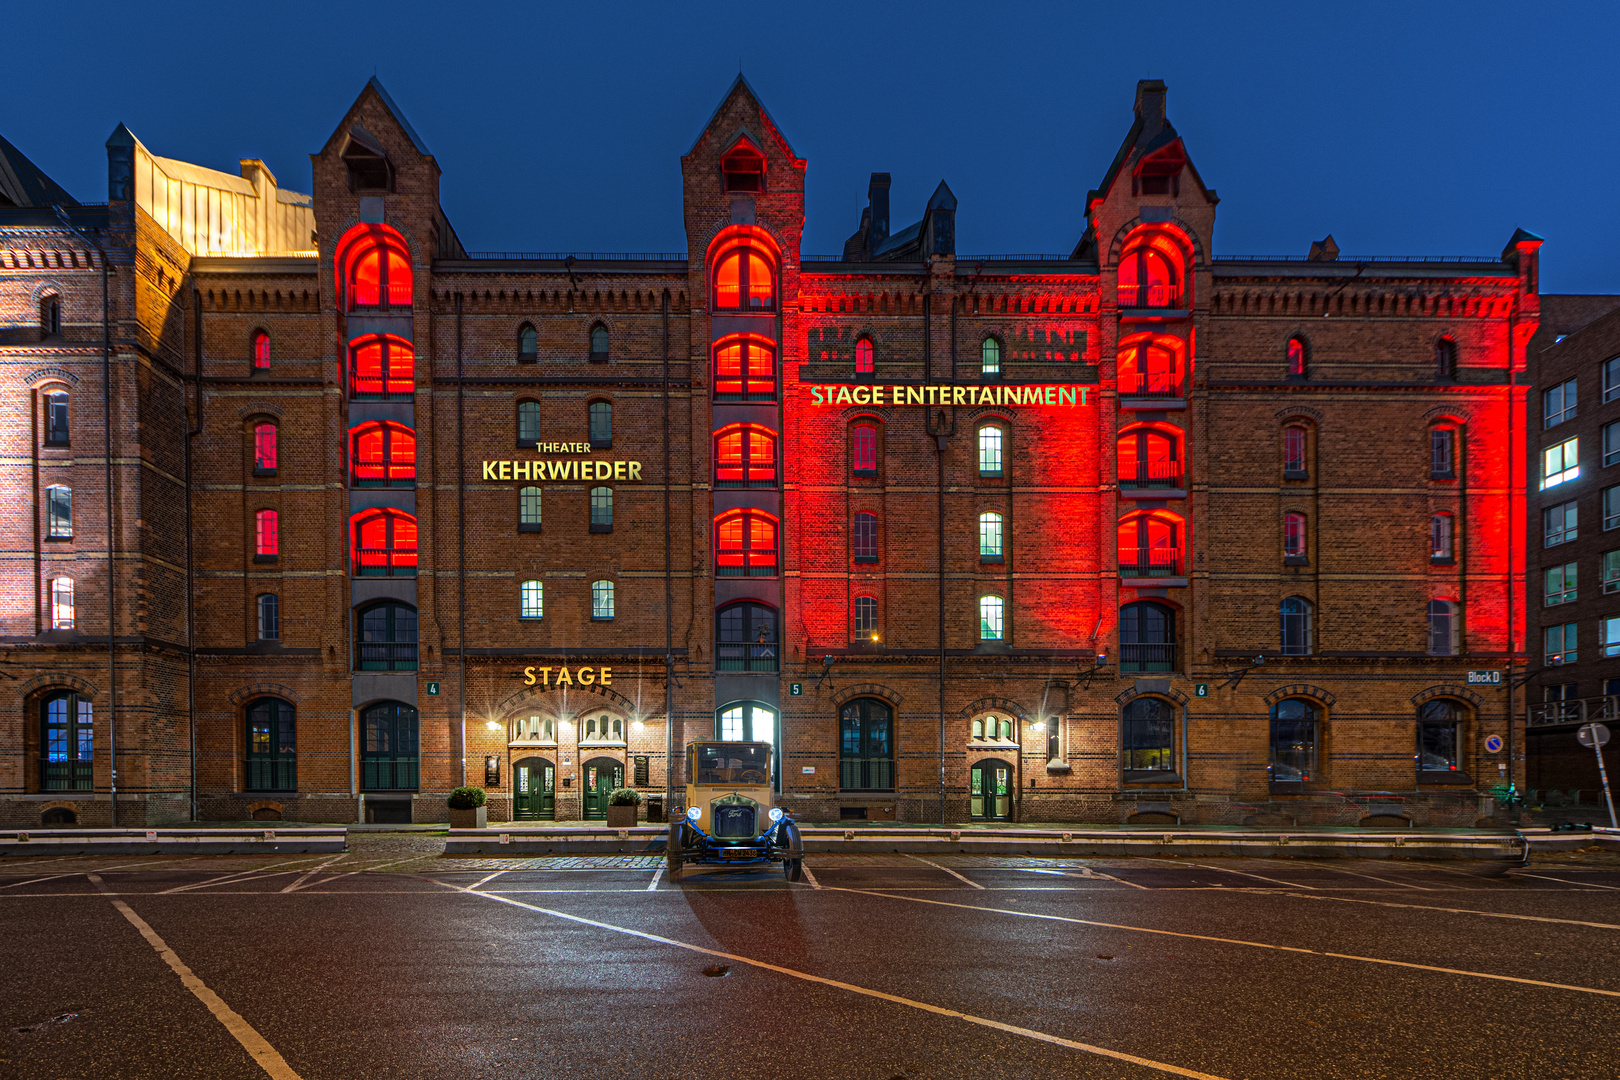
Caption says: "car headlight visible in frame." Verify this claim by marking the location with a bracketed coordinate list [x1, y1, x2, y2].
[767, 807, 784, 823]
[686, 805, 702, 822]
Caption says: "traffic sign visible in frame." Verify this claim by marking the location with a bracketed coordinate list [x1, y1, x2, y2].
[1466, 670, 1502, 686]
[789, 682, 802, 696]
[1578, 723, 1611, 748]
[426, 682, 440, 696]
[1194, 684, 1209, 697]
[1483, 734, 1503, 754]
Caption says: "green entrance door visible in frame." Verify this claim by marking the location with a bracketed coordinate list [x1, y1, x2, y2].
[513, 757, 555, 821]
[582, 757, 624, 821]
[970, 759, 1013, 821]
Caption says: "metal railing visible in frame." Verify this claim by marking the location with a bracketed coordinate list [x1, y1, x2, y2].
[1530, 695, 1620, 728]
[1120, 547, 1182, 578]
[716, 643, 778, 672]
[353, 549, 418, 578]
[348, 284, 413, 308]
[840, 758, 895, 791]
[1120, 642, 1176, 671]
[1120, 461, 1184, 489]
[1213, 254, 1499, 264]
[38, 758, 93, 791]
[460, 251, 686, 261]
[1117, 284, 1182, 309]
[361, 756, 419, 791]
[348, 376, 414, 400]
[357, 640, 418, 669]
[245, 759, 296, 792]
[1118, 372, 1184, 398]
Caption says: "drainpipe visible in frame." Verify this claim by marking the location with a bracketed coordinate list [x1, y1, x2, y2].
[1506, 301, 1519, 804]
[457, 293, 467, 788]
[187, 288, 203, 820]
[662, 290, 674, 814]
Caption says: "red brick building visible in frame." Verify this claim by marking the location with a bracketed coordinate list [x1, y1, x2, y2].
[0, 78, 1536, 827]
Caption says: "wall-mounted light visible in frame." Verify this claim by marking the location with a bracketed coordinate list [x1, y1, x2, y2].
[486, 720, 502, 732]
[1029, 721, 1045, 734]
[870, 633, 881, 643]
[632, 719, 645, 732]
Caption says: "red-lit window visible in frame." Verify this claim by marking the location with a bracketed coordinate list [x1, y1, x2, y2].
[351, 508, 418, 577]
[1118, 427, 1180, 488]
[1118, 341, 1181, 398]
[1283, 512, 1307, 559]
[712, 248, 775, 311]
[855, 337, 874, 376]
[721, 141, 765, 193]
[714, 424, 776, 488]
[852, 422, 879, 474]
[715, 510, 778, 577]
[350, 421, 416, 486]
[1118, 243, 1182, 309]
[253, 423, 278, 472]
[336, 223, 412, 311]
[713, 334, 776, 400]
[251, 330, 270, 369]
[1287, 337, 1307, 377]
[349, 334, 415, 399]
[1118, 513, 1181, 578]
[255, 509, 279, 558]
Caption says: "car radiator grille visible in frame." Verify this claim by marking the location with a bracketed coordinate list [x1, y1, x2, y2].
[712, 805, 757, 839]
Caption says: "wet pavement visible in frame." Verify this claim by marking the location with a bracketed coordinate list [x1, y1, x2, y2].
[2, 836, 1617, 1079]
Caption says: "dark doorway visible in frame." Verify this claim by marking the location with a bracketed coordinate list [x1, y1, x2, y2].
[970, 759, 1013, 821]
[513, 757, 556, 821]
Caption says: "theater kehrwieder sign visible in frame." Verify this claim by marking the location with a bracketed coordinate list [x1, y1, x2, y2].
[805, 383, 1093, 407]
[480, 443, 643, 482]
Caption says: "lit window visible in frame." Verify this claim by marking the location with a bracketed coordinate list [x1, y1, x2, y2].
[591, 580, 615, 620]
[853, 512, 878, 563]
[981, 338, 1001, 377]
[254, 423, 277, 472]
[1280, 596, 1313, 655]
[350, 421, 416, 486]
[1431, 513, 1454, 560]
[712, 247, 775, 311]
[350, 508, 417, 576]
[1418, 700, 1463, 774]
[44, 391, 69, 447]
[1122, 697, 1175, 774]
[715, 424, 777, 487]
[356, 602, 418, 670]
[978, 426, 1003, 476]
[855, 337, 874, 375]
[1119, 428, 1181, 488]
[1604, 617, 1620, 658]
[337, 224, 411, 310]
[851, 422, 878, 474]
[1434, 338, 1457, 381]
[721, 141, 765, 192]
[1607, 486, 1620, 531]
[255, 509, 279, 558]
[1542, 437, 1579, 489]
[520, 580, 543, 620]
[1545, 563, 1577, 606]
[1605, 357, 1620, 404]
[45, 485, 72, 539]
[590, 487, 613, 532]
[1283, 425, 1307, 477]
[518, 324, 537, 361]
[349, 334, 415, 399]
[1119, 245, 1181, 308]
[715, 510, 778, 577]
[1118, 513, 1181, 578]
[40, 692, 92, 791]
[1427, 600, 1460, 656]
[252, 330, 270, 369]
[1283, 512, 1307, 559]
[1544, 500, 1578, 547]
[590, 325, 609, 361]
[1119, 341, 1180, 397]
[1606, 550, 1620, 594]
[716, 703, 775, 752]
[517, 402, 541, 446]
[1431, 428, 1457, 477]
[979, 595, 1004, 640]
[1545, 622, 1577, 665]
[49, 578, 74, 629]
[257, 593, 279, 641]
[1286, 337, 1307, 377]
[979, 512, 1004, 561]
[713, 335, 776, 400]
[518, 487, 542, 532]
[589, 401, 612, 449]
[1269, 699, 1318, 783]
[853, 596, 879, 640]
[1545, 377, 1577, 428]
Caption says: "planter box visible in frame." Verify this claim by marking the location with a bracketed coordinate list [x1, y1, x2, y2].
[449, 806, 487, 829]
[605, 804, 638, 828]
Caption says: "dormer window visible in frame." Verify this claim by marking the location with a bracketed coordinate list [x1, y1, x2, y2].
[1133, 140, 1187, 197]
[721, 142, 765, 192]
[342, 126, 394, 192]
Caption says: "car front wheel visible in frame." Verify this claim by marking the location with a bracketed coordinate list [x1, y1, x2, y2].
[783, 858, 803, 883]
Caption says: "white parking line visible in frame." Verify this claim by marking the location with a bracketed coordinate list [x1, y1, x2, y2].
[799, 864, 821, 889]
[1302, 862, 1435, 891]
[906, 854, 985, 889]
[645, 868, 664, 891]
[1286, 890, 1620, 931]
[467, 870, 508, 891]
[279, 855, 352, 894]
[1186, 863, 1318, 890]
[1515, 872, 1620, 891]
[435, 880, 1232, 1080]
[88, 875, 303, 1079]
[160, 857, 327, 894]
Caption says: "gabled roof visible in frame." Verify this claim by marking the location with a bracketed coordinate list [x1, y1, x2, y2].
[366, 77, 432, 156]
[685, 74, 799, 161]
[1085, 80, 1214, 210]
[0, 133, 78, 208]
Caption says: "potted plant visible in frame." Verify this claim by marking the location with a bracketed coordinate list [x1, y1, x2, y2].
[447, 786, 488, 829]
[606, 787, 641, 828]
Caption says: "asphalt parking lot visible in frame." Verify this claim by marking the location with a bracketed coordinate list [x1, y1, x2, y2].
[3, 842, 1617, 1080]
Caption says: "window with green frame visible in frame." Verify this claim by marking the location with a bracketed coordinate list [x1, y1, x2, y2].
[245, 698, 296, 791]
[39, 691, 93, 791]
[977, 425, 1004, 476]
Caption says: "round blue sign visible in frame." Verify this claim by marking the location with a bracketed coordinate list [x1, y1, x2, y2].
[1484, 734, 1503, 754]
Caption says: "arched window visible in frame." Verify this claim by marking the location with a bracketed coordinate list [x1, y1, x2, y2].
[348, 334, 414, 399]
[720, 141, 766, 192]
[356, 602, 418, 670]
[520, 579, 543, 619]
[360, 701, 418, 790]
[717, 602, 777, 672]
[590, 487, 613, 531]
[1119, 237, 1183, 308]
[981, 337, 1002, 377]
[590, 324, 610, 361]
[45, 485, 72, 539]
[1118, 340, 1181, 397]
[1427, 599, 1460, 656]
[840, 698, 894, 791]
[853, 511, 878, 563]
[1431, 513, 1455, 561]
[518, 487, 542, 532]
[979, 512, 1004, 562]
[1117, 513, 1181, 578]
[971, 718, 984, 739]
[255, 509, 279, 558]
[1286, 336, 1307, 378]
[253, 423, 277, 473]
[1122, 697, 1176, 776]
[979, 594, 1004, 640]
[715, 424, 777, 487]
[591, 580, 615, 620]
[713, 334, 776, 400]
[1431, 426, 1458, 478]
[589, 401, 612, 448]
[1418, 699, 1465, 776]
[715, 510, 778, 576]
[350, 421, 416, 487]
[245, 699, 295, 791]
[251, 330, 271, 369]
[256, 593, 279, 641]
[712, 246, 775, 311]
[1283, 512, 1307, 560]
[1435, 337, 1457, 381]
[853, 595, 879, 641]
[1269, 699, 1318, 784]
[851, 421, 879, 475]
[717, 700, 775, 744]
[855, 336, 874, 377]
[39, 691, 93, 791]
[1121, 601, 1175, 671]
[336, 224, 411, 311]
[40, 294, 61, 338]
[1280, 596, 1313, 655]
[351, 509, 417, 576]
[1118, 427, 1181, 488]
[583, 713, 624, 742]
[1283, 425, 1309, 477]
[43, 390, 69, 447]
[48, 578, 74, 630]
[977, 425, 1004, 477]
[518, 324, 537, 362]
[517, 401, 542, 446]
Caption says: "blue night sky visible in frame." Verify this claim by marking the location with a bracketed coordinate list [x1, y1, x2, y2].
[7, 1, 1617, 292]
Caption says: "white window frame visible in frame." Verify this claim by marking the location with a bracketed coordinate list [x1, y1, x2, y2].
[1544, 563, 1577, 607]
[1544, 377, 1577, 428]
[1541, 437, 1579, 489]
[45, 485, 72, 539]
[979, 594, 1004, 640]
[979, 512, 1003, 559]
[49, 577, 74, 629]
[1544, 500, 1578, 547]
[1545, 622, 1577, 665]
[520, 579, 543, 620]
[591, 580, 615, 620]
[977, 425, 1004, 476]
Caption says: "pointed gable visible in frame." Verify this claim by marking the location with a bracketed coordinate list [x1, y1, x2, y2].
[318, 78, 436, 172]
[0, 134, 78, 208]
[685, 75, 803, 167]
[1086, 80, 1215, 212]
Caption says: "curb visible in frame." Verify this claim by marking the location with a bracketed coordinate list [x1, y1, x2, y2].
[0, 827, 347, 856]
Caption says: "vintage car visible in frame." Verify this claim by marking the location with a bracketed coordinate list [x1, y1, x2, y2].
[667, 740, 804, 880]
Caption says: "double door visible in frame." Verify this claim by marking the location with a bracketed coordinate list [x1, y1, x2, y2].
[582, 757, 624, 821]
[513, 757, 555, 820]
[970, 759, 1012, 821]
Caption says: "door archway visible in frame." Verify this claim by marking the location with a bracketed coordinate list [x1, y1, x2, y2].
[581, 756, 624, 821]
[970, 758, 1014, 821]
[512, 757, 556, 820]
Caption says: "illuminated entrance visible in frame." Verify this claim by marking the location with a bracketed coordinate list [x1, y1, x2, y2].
[513, 757, 555, 820]
[970, 759, 1013, 821]
[582, 757, 624, 821]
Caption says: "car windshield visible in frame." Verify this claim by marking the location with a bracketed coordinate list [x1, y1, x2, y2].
[691, 743, 771, 786]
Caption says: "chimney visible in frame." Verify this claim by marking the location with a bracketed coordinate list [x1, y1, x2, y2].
[867, 173, 891, 249]
[1134, 80, 1168, 137]
[1307, 235, 1340, 261]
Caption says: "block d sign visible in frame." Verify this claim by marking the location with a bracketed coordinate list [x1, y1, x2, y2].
[1466, 670, 1503, 686]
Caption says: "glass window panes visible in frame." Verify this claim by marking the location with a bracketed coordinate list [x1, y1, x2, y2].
[590, 487, 613, 530]
[979, 595, 1004, 640]
[1283, 426, 1307, 474]
[853, 512, 878, 561]
[591, 580, 615, 619]
[1544, 500, 1578, 547]
[50, 578, 74, 629]
[981, 338, 1001, 376]
[1605, 422, 1620, 469]
[590, 325, 609, 357]
[519, 486, 542, 529]
[1542, 437, 1579, 489]
[1604, 617, 1620, 658]
[518, 401, 541, 445]
[46, 485, 71, 538]
[45, 391, 69, 446]
[979, 512, 1003, 559]
[1605, 357, 1620, 403]
[851, 423, 878, 473]
[853, 595, 878, 638]
[1544, 377, 1577, 427]
[1427, 600, 1459, 656]
[257, 593, 279, 640]
[1120, 601, 1175, 672]
[1283, 512, 1306, 557]
[1418, 700, 1461, 773]
[855, 337, 874, 374]
[1545, 622, 1576, 665]
[518, 324, 537, 358]
[244, 698, 295, 791]
[40, 693, 93, 790]
[520, 579, 543, 619]
[1607, 486, 1620, 531]
[254, 423, 277, 470]
[357, 603, 418, 671]
[256, 509, 278, 556]
[1431, 428, 1455, 476]
[588, 401, 612, 447]
[1280, 596, 1312, 655]
[978, 426, 1003, 476]
[1606, 551, 1620, 594]
[716, 602, 778, 672]
[1431, 513, 1453, 559]
[1545, 563, 1577, 606]
[1122, 697, 1174, 772]
[1269, 699, 1318, 783]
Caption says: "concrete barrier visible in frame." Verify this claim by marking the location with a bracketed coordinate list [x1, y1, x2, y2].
[0, 827, 347, 856]
[1522, 826, 1620, 853]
